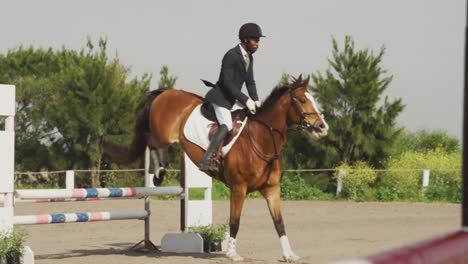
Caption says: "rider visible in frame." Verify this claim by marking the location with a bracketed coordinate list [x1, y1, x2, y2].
[199, 23, 265, 172]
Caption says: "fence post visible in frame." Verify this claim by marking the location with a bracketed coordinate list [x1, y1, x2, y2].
[422, 169, 430, 188]
[336, 169, 345, 197]
[144, 147, 150, 182]
[65, 170, 75, 189]
[0, 85, 15, 234]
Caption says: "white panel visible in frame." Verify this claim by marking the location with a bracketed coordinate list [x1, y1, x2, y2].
[0, 85, 15, 116]
[0, 207, 14, 233]
[161, 233, 203, 253]
[187, 200, 212, 228]
[185, 153, 212, 188]
[0, 131, 14, 193]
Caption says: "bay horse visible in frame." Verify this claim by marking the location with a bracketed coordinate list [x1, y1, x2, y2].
[130, 75, 328, 261]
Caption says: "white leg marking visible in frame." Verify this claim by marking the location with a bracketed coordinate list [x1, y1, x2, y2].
[280, 236, 300, 262]
[226, 237, 244, 261]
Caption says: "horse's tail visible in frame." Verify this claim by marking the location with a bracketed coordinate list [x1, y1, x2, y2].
[129, 88, 168, 162]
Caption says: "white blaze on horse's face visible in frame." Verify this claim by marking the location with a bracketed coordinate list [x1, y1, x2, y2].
[304, 92, 329, 140]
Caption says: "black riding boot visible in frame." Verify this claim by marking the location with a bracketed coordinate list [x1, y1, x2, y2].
[198, 124, 229, 172]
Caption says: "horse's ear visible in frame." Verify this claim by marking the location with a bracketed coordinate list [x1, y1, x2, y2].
[297, 74, 303, 82]
[303, 75, 310, 86]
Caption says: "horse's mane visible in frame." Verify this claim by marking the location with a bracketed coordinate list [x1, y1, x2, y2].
[256, 76, 304, 114]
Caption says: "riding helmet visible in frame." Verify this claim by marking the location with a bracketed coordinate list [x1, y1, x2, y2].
[239, 23, 266, 40]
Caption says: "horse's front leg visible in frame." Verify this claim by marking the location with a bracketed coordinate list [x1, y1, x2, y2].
[226, 184, 247, 261]
[261, 185, 300, 262]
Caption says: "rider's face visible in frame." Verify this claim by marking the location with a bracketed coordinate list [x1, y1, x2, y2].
[246, 38, 260, 54]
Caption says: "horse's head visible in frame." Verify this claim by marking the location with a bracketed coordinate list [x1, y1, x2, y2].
[285, 75, 329, 140]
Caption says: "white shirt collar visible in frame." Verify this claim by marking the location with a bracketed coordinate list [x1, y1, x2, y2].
[238, 44, 248, 59]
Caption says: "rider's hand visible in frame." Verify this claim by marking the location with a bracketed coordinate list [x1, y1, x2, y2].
[246, 99, 256, 114]
[255, 101, 261, 109]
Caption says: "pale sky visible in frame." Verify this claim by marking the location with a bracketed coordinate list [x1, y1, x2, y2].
[1, 0, 465, 139]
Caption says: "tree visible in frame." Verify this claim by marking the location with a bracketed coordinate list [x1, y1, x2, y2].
[0, 46, 60, 171]
[0, 38, 151, 185]
[158, 65, 177, 89]
[310, 36, 405, 168]
[46, 38, 151, 186]
[391, 129, 460, 157]
[278, 72, 289, 86]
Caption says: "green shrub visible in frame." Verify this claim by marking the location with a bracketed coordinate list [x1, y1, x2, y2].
[190, 223, 228, 242]
[212, 180, 230, 200]
[425, 185, 461, 203]
[280, 175, 332, 200]
[382, 150, 461, 201]
[334, 161, 377, 200]
[376, 186, 398, 201]
[0, 227, 27, 259]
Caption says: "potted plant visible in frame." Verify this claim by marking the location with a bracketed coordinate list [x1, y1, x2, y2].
[0, 227, 27, 264]
[190, 223, 227, 253]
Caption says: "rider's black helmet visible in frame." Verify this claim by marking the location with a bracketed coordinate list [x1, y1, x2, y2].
[238, 23, 266, 41]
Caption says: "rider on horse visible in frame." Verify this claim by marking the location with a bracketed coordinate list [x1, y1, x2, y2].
[198, 23, 266, 172]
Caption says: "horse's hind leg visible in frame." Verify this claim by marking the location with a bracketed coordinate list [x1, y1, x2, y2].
[260, 185, 300, 262]
[151, 147, 169, 186]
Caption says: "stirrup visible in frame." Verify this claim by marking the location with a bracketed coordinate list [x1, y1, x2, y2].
[199, 156, 219, 174]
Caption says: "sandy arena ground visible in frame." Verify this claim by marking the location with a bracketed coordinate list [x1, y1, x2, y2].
[15, 199, 459, 264]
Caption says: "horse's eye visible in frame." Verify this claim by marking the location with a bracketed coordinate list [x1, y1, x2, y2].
[300, 98, 306, 104]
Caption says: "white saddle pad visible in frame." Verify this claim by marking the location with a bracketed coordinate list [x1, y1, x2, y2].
[183, 105, 247, 157]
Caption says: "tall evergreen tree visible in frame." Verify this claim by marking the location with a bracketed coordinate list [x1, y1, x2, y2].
[309, 36, 405, 168]
[0, 47, 60, 171]
[45, 38, 150, 186]
[158, 65, 177, 89]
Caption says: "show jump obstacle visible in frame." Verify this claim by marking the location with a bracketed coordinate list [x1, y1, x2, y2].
[0, 85, 214, 263]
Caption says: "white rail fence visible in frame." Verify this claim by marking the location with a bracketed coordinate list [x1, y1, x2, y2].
[11, 168, 459, 198]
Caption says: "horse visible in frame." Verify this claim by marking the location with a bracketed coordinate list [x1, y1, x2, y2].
[130, 75, 328, 261]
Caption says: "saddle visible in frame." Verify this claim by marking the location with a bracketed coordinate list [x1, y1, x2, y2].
[200, 102, 247, 165]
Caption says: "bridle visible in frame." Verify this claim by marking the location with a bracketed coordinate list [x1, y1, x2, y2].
[247, 86, 323, 181]
[289, 87, 323, 131]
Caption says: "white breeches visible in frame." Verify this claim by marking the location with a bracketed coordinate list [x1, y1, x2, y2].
[212, 103, 233, 131]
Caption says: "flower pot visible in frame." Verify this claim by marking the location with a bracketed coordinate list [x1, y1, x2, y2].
[203, 240, 222, 253]
[0, 254, 21, 264]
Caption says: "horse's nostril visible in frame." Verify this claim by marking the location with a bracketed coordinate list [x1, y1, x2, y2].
[319, 124, 325, 129]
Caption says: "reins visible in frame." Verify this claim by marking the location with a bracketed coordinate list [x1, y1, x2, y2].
[245, 86, 322, 186]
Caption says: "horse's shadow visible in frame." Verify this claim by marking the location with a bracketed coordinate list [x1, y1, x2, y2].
[34, 242, 225, 261]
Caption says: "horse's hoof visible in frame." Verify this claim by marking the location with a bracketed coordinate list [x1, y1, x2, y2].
[153, 168, 166, 186]
[226, 252, 244, 261]
[283, 254, 300, 262]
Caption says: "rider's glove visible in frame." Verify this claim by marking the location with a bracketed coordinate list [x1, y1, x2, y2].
[246, 99, 256, 114]
[255, 101, 261, 109]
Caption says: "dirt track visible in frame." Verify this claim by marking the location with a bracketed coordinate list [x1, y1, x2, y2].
[16, 200, 459, 264]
